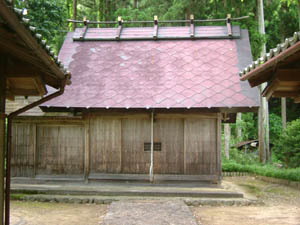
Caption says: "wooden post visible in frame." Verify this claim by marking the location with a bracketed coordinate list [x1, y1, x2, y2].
[84, 118, 90, 183]
[32, 124, 37, 177]
[149, 111, 154, 182]
[281, 97, 287, 129]
[257, 0, 269, 163]
[224, 124, 230, 159]
[0, 56, 6, 225]
[217, 115, 222, 182]
[0, 114, 4, 225]
[236, 112, 242, 140]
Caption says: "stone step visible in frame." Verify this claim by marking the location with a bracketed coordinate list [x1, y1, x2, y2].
[12, 194, 261, 206]
[11, 187, 243, 198]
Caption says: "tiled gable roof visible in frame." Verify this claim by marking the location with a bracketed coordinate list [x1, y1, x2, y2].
[43, 27, 259, 110]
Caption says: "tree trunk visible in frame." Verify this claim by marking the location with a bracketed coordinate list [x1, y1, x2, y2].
[224, 124, 231, 160]
[257, 0, 269, 163]
[236, 112, 242, 140]
[72, 0, 77, 31]
[134, 0, 138, 9]
[281, 97, 287, 129]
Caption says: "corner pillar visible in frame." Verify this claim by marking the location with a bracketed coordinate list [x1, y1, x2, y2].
[0, 114, 5, 225]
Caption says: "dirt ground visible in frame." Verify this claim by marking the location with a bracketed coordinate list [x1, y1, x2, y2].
[9, 176, 300, 225]
[10, 202, 107, 225]
[192, 177, 300, 225]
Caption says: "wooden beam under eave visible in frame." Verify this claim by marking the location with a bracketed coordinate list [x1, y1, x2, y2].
[262, 79, 280, 100]
[0, 38, 49, 75]
[275, 69, 300, 82]
[8, 88, 40, 96]
[272, 90, 300, 98]
[294, 97, 300, 103]
[248, 71, 272, 87]
[0, 40, 61, 88]
[32, 76, 47, 96]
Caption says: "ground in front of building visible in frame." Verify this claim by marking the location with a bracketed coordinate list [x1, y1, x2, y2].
[10, 177, 300, 225]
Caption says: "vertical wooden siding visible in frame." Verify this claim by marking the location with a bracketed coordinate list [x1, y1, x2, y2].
[89, 118, 121, 173]
[11, 123, 35, 177]
[11, 114, 220, 179]
[36, 125, 84, 175]
[153, 119, 184, 174]
[121, 118, 150, 174]
[184, 118, 217, 175]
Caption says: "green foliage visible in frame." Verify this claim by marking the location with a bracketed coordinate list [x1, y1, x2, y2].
[265, 0, 299, 50]
[15, 0, 68, 53]
[222, 161, 300, 181]
[273, 119, 300, 168]
[223, 147, 259, 165]
[269, 113, 283, 144]
[269, 98, 300, 122]
[234, 112, 258, 141]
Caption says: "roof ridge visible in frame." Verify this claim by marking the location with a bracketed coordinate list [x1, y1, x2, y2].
[240, 31, 300, 76]
[4, 0, 70, 77]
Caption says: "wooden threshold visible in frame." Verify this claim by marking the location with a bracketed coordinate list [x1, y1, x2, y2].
[88, 173, 220, 182]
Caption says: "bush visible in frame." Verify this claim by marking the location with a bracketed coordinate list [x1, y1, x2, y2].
[226, 148, 259, 165]
[269, 113, 282, 144]
[222, 161, 300, 182]
[273, 119, 300, 168]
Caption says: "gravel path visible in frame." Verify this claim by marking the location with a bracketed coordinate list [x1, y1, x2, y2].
[103, 200, 199, 225]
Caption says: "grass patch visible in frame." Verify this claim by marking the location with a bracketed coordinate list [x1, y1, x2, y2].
[11, 193, 27, 201]
[222, 161, 300, 182]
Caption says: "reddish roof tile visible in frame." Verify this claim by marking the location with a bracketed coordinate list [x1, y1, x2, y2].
[43, 27, 259, 110]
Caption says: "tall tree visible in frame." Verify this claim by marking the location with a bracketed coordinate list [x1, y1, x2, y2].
[257, 0, 270, 163]
[72, 0, 77, 31]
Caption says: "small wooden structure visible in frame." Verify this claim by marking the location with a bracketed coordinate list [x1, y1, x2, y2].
[0, 1, 71, 224]
[9, 16, 260, 184]
[240, 31, 300, 102]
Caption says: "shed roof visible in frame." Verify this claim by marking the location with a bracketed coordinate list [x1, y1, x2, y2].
[0, 0, 71, 100]
[42, 25, 259, 111]
[240, 31, 300, 103]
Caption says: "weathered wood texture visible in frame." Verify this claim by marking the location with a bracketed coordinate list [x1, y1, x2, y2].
[184, 118, 217, 175]
[11, 123, 35, 177]
[121, 118, 150, 174]
[89, 117, 121, 173]
[36, 125, 84, 175]
[153, 119, 184, 174]
[6, 96, 44, 116]
[11, 113, 220, 179]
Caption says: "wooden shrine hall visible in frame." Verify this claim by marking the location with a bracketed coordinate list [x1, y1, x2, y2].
[7, 15, 259, 185]
[0, 0, 71, 224]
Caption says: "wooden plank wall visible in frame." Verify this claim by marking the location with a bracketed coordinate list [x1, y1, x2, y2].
[11, 113, 221, 179]
[11, 123, 35, 177]
[153, 119, 184, 174]
[121, 118, 150, 174]
[184, 118, 217, 175]
[36, 125, 84, 175]
[89, 117, 121, 173]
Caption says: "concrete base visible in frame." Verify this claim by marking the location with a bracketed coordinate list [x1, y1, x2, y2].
[11, 179, 244, 198]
